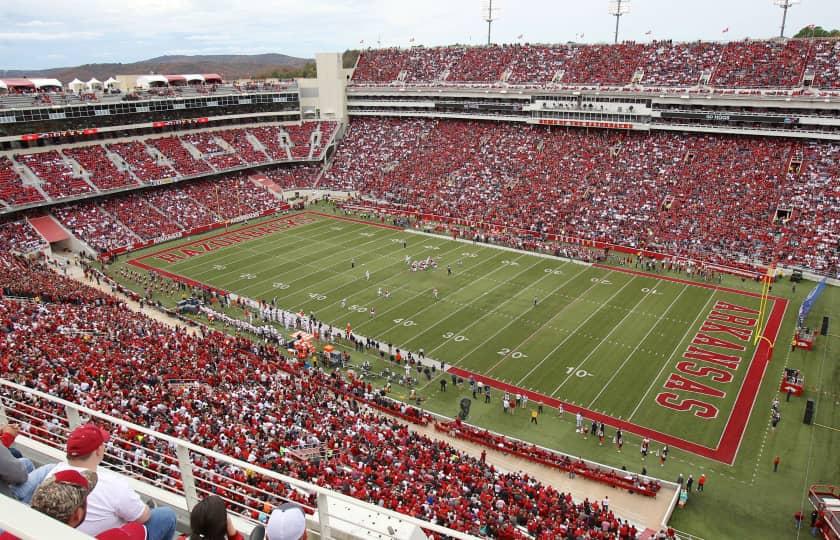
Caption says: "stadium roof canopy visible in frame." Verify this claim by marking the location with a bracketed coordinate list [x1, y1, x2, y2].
[31, 78, 63, 91]
[136, 75, 168, 88]
[0, 78, 36, 91]
[182, 74, 205, 84]
[165, 75, 187, 85]
[203, 73, 223, 84]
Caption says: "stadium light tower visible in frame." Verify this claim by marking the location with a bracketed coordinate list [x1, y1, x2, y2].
[608, 0, 631, 44]
[483, 0, 499, 45]
[774, 0, 800, 38]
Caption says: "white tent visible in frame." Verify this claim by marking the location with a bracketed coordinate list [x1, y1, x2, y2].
[104, 77, 118, 89]
[86, 78, 103, 90]
[183, 74, 205, 85]
[31, 78, 63, 92]
[0, 80, 9, 94]
[68, 78, 85, 93]
[136, 75, 168, 89]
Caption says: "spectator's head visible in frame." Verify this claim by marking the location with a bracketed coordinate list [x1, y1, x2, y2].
[66, 423, 110, 465]
[266, 504, 307, 540]
[30, 469, 97, 527]
[188, 495, 235, 540]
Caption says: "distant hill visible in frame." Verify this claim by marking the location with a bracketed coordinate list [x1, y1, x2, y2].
[2, 54, 311, 82]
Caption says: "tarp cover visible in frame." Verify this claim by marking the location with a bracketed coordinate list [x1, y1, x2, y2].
[28, 215, 70, 243]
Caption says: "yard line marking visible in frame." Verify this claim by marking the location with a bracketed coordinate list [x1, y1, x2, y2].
[516, 274, 635, 387]
[230, 228, 407, 295]
[453, 264, 594, 374]
[481, 266, 605, 376]
[296, 238, 469, 311]
[627, 291, 716, 421]
[173, 218, 376, 284]
[332, 250, 514, 331]
[587, 284, 689, 409]
[814, 423, 840, 433]
[551, 279, 662, 396]
[168, 216, 351, 277]
[377, 253, 540, 341]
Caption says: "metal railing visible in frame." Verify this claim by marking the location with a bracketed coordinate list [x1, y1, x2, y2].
[0, 378, 480, 540]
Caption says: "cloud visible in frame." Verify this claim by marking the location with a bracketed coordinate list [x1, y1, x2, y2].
[15, 20, 63, 28]
[0, 31, 103, 41]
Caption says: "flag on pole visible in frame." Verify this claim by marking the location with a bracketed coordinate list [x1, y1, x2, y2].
[409, 37, 415, 43]
[359, 39, 364, 44]
[645, 30, 652, 35]
[722, 27, 729, 33]
[517, 34, 523, 39]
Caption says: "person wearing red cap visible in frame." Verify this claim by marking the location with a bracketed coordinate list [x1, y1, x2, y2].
[0, 469, 147, 540]
[47, 423, 176, 540]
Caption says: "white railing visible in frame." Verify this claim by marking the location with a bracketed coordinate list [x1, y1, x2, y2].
[0, 378, 481, 540]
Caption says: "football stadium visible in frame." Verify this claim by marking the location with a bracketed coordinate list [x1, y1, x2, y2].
[0, 2, 838, 539]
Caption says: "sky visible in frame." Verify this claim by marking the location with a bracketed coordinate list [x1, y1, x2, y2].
[0, 0, 837, 71]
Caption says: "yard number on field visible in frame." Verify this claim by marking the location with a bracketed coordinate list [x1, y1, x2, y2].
[348, 304, 368, 313]
[566, 367, 594, 378]
[545, 268, 564, 275]
[590, 277, 612, 285]
[240, 273, 256, 280]
[424, 245, 441, 250]
[360, 232, 374, 237]
[443, 332, 469, 342]
[498, 347, 528, 359]
[393, 318, 416, 327]
[308, 293, 327, 301]
[462, 252, 478, 258]
[212, 264, 226, 271]
[641, 287, 663, 295]
[501, 260, 520, 266]
[272, 282, 290, 289]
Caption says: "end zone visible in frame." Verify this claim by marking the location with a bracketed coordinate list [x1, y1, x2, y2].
[449, 280, 788, 465]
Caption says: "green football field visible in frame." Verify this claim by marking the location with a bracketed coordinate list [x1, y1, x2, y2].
[114, 206, 839, 540]
[127, 209, 786, 462]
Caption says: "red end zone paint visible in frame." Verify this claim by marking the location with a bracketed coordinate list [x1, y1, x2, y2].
[449, 295, 787, 465]
[126, 211, 401, 288]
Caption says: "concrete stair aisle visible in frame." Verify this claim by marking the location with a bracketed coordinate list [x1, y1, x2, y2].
[9, 156, 53, 202]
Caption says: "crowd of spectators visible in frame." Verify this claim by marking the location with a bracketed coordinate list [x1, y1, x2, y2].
[216, 129, 270, 165]
[0, 124, 330, 209]
[260, 164, 322, 190]
[0, 258, 641, 539]
[351, 38, 840, 89]
[107, 141, 176, 183]
[0, 219, 46, 254]
[53, 204, 138, 253]
[180, 132, 245, 171]
[183, 174, 278, 220]
[148, 136, 213, 178]
[249, 126, 290, 161]
[15, 151, 94, 199]
[49, 173, 282, 251]
[101, 195, 184, 241]
[711, 39, 811, 88]
[0, 157, 44, 206]
[62, 146, 136, 191]
[322, 117, 839, 277]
